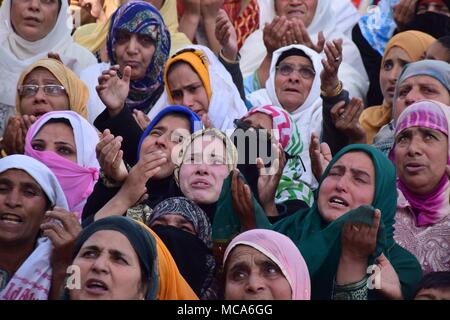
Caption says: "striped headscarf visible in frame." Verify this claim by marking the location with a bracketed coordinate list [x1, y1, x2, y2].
[242, 105, 313, 206]
[391, 100, 450, 226]
[107, 1, 171, 112]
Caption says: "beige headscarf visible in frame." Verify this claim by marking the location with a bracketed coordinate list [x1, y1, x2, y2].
[174, 128, 238, 185]
[16, 58, 89, 119]
[360, 30, 436, 144]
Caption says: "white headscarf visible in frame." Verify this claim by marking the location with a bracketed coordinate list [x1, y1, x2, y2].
[247, 44, 322, 189]
[239, 0, 369, 100]
[0, 154, 68, 300]
[0, 0, 97, 106]
[24, 111, 100, 217]
[149, 44, 248, 132]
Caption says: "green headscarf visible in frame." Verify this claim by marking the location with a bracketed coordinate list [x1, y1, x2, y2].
[273, 144, 422, 299]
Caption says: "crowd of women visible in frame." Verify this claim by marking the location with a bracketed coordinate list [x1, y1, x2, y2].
[0, 0, 449, 300]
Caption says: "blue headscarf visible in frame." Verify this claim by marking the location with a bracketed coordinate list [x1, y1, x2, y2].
[107, 1, 171, 112]
[137, 105, 203, 158]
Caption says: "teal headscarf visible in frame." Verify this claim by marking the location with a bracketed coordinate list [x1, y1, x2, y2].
[274, 144, 422, 299]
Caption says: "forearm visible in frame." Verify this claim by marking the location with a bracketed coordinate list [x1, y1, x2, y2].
[336, 254, 368, 285]
[263, 202, 279, 217]
[256, 54, 272, 89]
[178, 13, 200, 42]
[94, 189, 133, 221]
[203, 18, 222, 55]
[219, 53, 245, 101]
[49, 265, 68, 300]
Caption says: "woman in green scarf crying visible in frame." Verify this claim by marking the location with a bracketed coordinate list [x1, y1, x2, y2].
[213, 144, 422, 300]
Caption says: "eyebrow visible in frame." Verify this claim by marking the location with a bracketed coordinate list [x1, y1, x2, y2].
[331, 165, 372, 179]
[32, 138, 76, 149]
[151, 125, 167, 133]
[109, 249, 130, 261]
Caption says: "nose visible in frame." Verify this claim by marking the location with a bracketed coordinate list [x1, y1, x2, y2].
[335, 174, 349, 193]
[404, 88, 420, 107]
[195, 162, 210, 175]
[91, 254, 110, 274]
[245, 274, 266, 295]
[5, 189, 21, 209]
[288, 71, 301, 83]
[406, 135, 423, 157]
[155, 132, 167, 149]
[29, 0, 41, 10]
[33, 87, 47, 103]
[182, 92, 195, 108]
[126, 35, 139, 54]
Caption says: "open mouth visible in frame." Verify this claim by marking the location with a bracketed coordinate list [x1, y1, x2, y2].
[85, 279, 109, 294]
[405, 163, 425, 173]
[0, 214, 23, 225]
[191, 180, 210, 188]
[328, 196, 349, 208]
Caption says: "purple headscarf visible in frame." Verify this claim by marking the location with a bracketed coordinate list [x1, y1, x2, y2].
[391, 100, 450, 226]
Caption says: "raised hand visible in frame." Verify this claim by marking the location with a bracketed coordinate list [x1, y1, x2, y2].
[215, 9, 238, 61]
[263, 16, 291, 55]
[201, 113, 213, 129]
[309, 132, 332, 181]
[320, 39, 343, 94]
[393, 0, 418, 30]
[41, 207, 82, 270]
[257, 143, 286, 217]
[375, 253, 403, 300]
[290, 18, 325, 53]
[232, 170, 256, 231]
[96, 129, 128, 183]
[96, 65, 131, 117]
[331, 98, 367, 144]
[2, 116, 25, 155]
[132, 109, 151, 131]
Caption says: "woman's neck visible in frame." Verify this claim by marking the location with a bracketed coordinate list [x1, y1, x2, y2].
[0, 240, 36, 276]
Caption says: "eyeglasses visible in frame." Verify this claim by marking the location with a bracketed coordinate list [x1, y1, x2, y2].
[276, 63, 316, 79]
[115, 29, 156, 48]
[18, 84, 66, 97]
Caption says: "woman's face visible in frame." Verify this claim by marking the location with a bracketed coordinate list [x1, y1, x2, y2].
[70, 230, 147, 300]
[224, 245, 292, 300]
[10, 0, 60, 42]
[275, 55, 315, 113]
[380, 47, 412, 105]
[150, 214, 196, 236]
[395, 75, 450, 120]
[275, 0, 318, 27]
[140, 114, 191, 179]
[416, 0, 450, 17]
[31, 122, 77, 163]
[167, 62, 209, 118]
[394, 127, 448, 195]
[425, 41, 450, 63]
[242, 112, 273, 132]
[114, 29, 156, 80]
[318, 152, 376, 223]
[19, 67, 70, 117]
[179, 136, 230, 204]
[0, 169, 48, 247]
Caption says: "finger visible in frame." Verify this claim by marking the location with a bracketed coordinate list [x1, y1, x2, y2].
[232, 169, 239, 201]
[122, 66, 132, 84]
[42, 228, 64, 246]
[41, 221, 66, 243]
[370, 209, 382, 237]
[96, 131, 114, 154]
[316, 31, 325, 52]
[112, 150, 124, 170]
[330, 101, 346, 120]
[45, 208, 80, 234]
[320, 142, 332, 161]
[243, 184, 254, 211]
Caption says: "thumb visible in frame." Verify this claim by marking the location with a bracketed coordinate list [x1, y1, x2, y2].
[123, 66, 132, 84]
[375, 253, 388, 266]
[446, 165, 450, 180]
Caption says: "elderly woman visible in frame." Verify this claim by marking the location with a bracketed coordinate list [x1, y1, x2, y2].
[67, 215, 198, 300]
[223, 229, 311, 300]
[0, 155, 81, 300]
[81, 1, 171, 123]
[156, 45, 248, 131]
[1, 58, 89, 156]
[147, 196, 217, 300]
[0, 0, 96, 136]
[240, 0, 368, 101]
[372, 60, 450, 154]
[360, 31, 436, 144]
[24, 111, 100, 220]
[215, 144, 423, 299]
[247, 44, 324, 188]
[390, 100, 450, 273]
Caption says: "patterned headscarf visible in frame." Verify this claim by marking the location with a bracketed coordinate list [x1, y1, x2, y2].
[107, 1, 171, 112]
[148, 197, 212, 249]
[391, 100, 450, 226]
[242, 105, 313, 206]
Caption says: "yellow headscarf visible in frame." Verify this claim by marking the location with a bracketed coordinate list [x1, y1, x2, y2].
[16, 58, 88, 119]
[360, 30, 436, 144]
[73, 0, 191, 57]
[174, 128, 238, 186]
[138, 222, 199, 300]
[164, 49, 213, 104]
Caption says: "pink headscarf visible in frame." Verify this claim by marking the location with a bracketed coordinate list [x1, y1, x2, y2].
[223, 229, 311, 300]
[24, 111, 100, 220]
[391, 100, 450, 226]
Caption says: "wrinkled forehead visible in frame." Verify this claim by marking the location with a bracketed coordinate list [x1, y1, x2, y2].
[185, 135, 226, 155]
